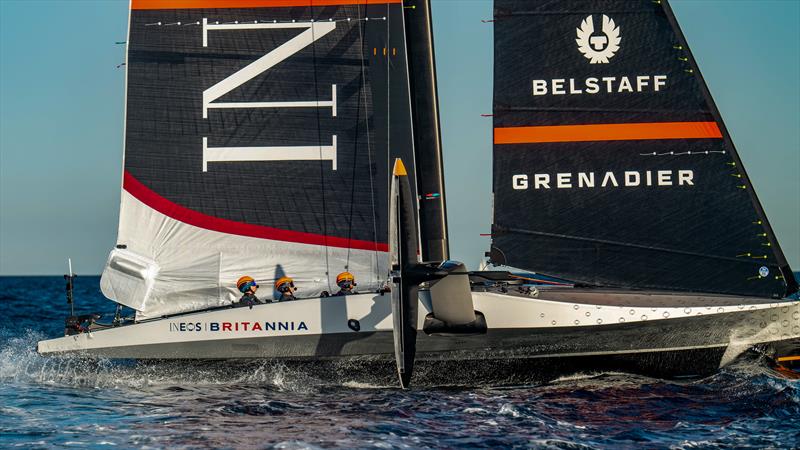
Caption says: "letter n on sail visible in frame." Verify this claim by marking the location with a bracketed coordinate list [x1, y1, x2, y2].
[202, 19, 338, 172]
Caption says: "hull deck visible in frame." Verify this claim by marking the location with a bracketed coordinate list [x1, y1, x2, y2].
[38, 287, 800, 380]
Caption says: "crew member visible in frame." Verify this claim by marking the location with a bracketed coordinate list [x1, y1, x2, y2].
[237, 276, 264, 308]
[275, 276, 297, 302]
[334, 272, 357, 296]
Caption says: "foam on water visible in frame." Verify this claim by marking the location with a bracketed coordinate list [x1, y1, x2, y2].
[1, 329, 310, 391]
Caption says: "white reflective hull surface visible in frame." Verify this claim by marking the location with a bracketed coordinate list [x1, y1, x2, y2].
[38, 289, 800, 369]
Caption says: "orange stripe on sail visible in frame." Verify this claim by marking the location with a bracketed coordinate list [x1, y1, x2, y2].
[494, 122, 723, 144]
[132, 0, 401, 10]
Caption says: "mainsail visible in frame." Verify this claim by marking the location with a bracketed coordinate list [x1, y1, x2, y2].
[490, 0, 797, 298]
[101, 0, 415, 318]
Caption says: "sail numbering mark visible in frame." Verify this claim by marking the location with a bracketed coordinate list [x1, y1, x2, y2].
[201, 18, 338, 172]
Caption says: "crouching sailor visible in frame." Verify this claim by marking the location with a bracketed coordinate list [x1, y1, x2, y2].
[275, 276, 297, 302]
[334, 272, 357, 296]
[236, 276, 266, 308]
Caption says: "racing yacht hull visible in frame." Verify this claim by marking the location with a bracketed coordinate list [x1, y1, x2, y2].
[38, 289, 800, 379]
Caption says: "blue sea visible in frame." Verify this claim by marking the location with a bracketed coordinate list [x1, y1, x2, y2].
[1, 276, 799, 449]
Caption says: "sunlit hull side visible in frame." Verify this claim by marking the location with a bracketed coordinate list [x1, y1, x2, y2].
[38, 289, 800, 378]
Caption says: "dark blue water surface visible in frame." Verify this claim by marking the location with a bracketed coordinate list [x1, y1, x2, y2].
[1, 276, 799, 449]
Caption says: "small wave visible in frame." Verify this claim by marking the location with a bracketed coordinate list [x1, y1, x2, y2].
[527, 438, 595, 449]
[272, 441, 324, 450]
[498, 403, 522, 417]
[341, 380, 393, 389]
[0, 329, 335, 392]
[551, 372, 607, 383]
[462, 406, 489, 414]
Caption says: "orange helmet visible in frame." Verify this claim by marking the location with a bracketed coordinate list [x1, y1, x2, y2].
[336, 272, 356, 288]
[237, 276, 257, 293]
[274, 276, 295, 292]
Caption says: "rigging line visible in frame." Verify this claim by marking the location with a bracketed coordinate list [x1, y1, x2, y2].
[344, 2, 366, 270]
[496, 226, 777, 266]
[360, 4, 379, 284]
[384, 1, 392, 284]
[507, 274, 571, 286]
[310, 4, 332, 293]
[352, 3, 380, 280]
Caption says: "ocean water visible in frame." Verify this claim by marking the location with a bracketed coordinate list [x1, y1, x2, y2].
[1, 276, 799, 449]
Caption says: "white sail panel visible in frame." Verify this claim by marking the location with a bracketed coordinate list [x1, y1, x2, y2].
[102, 191, 388, 319]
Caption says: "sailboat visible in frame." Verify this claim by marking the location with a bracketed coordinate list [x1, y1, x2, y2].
[38, 0, 799, 388]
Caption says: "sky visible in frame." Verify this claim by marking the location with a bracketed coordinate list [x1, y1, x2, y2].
[0, 0, 798, 276]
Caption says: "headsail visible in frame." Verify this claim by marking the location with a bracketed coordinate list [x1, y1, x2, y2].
[101, 0, 415, 318]
[490, 0, 797, 298]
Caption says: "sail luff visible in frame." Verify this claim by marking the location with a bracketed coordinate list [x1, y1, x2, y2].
[115, 1, 133, 248]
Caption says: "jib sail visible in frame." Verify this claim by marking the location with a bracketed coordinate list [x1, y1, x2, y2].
[101, 0, 415, 318]
[490, 0, 797, 298]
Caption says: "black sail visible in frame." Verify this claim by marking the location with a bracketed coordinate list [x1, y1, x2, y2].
[403, 0, 449, 262]
[101, 0, 416, 318]
[490, 0, 797, 298]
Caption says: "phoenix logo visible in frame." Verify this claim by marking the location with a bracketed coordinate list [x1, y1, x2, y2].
[576, 15, 621, 64]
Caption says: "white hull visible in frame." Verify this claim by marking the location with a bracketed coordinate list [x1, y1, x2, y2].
[38, 289, 800, 376]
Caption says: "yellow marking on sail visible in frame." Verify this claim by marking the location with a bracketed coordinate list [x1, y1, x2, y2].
[777, 356, 800, 362]
[392, 47, 396, 56]
[393, 158, 408, 177]
[383, 47, 387, 56]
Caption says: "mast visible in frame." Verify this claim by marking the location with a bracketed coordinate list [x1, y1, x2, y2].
[402, 0, 449, 262]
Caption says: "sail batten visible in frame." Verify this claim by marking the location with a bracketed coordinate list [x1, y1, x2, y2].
[490, 0, 796, 299]
[494, 226, 782, 266]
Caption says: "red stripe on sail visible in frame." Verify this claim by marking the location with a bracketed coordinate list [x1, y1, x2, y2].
[132, 0, 401, 10]
[494, 122, 723, 144]
[123, 171, 388, 252]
